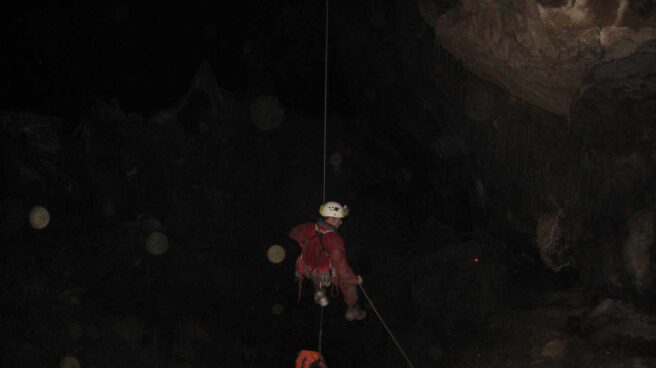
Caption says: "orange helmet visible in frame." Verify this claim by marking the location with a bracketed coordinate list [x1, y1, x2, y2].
[295, 350, 327, 368]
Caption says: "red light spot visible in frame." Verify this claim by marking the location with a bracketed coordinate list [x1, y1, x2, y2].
[472, 257, 480, 264]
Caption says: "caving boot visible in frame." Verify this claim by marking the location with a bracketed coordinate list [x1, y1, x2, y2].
[345, 304, 367, 321]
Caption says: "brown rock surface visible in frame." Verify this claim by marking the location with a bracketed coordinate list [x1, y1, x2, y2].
[418, 0, 656, 116]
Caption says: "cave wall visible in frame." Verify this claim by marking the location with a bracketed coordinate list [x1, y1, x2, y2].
[330, 0, 656, 298]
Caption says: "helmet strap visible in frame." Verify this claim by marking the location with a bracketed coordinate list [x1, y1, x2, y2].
[317, 219, 337, 232]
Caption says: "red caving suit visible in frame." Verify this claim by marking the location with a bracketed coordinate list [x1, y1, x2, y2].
[289, 222, 359, 306]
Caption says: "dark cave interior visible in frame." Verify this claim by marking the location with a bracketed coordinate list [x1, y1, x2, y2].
[1, 1, 656, 367]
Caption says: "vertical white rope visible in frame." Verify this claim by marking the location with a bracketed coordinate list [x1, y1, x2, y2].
[318, 0, 329, 355]
[318, 306, 324, 353]
[322, 0, 329, 204]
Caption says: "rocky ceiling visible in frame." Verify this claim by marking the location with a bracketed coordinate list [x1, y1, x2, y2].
[418, 0, 656, 116]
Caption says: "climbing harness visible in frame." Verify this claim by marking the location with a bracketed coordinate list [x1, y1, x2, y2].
[296, 223, 338, 304]
[359, 284, 415, 368]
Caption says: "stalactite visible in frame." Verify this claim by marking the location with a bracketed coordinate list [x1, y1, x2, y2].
[582, 167, 588, 210]
[480, 124, 486, 159]
[508, 118, 513, 175]
[474, 13, 481, 35]
[508, 124, 513, 176]
[524, 122, 530, 181]
[545, 162, 551, 205]
[511, 117, 518, 175]
[588, 168, 595, 209]
[505, 121, 511, 191]
[574, 167, 581, 209]
[503, 120, 508, 165]
[603, 162, 611, 198]
[505, 122, 510, 169]
[445, 53, 451, 79]
[493, 127, 499, 162]
[564, 165, 572, 207]
[498, 122, 503, 164]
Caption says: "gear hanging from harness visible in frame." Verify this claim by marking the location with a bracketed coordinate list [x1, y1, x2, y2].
[296, 223, 340, 304]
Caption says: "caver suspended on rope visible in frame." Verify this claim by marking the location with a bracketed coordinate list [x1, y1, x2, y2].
[289, 0, 414, 366]
[289, 201, 367, 321]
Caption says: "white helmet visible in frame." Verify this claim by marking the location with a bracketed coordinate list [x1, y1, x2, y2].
[319, 201, 349, 218]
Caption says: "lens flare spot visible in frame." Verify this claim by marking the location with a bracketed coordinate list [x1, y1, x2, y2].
[29, 206, 50, 230]
[267, 245, 286, 264]
[145, 231, 169, 255]
[329, 152, 343, 169]
[60, 356, 80, 368]
[250, 95, 284, 131]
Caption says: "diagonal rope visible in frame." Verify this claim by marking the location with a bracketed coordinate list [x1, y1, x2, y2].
[359, 284, 415, 368]
[322, 0, 330, 204]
